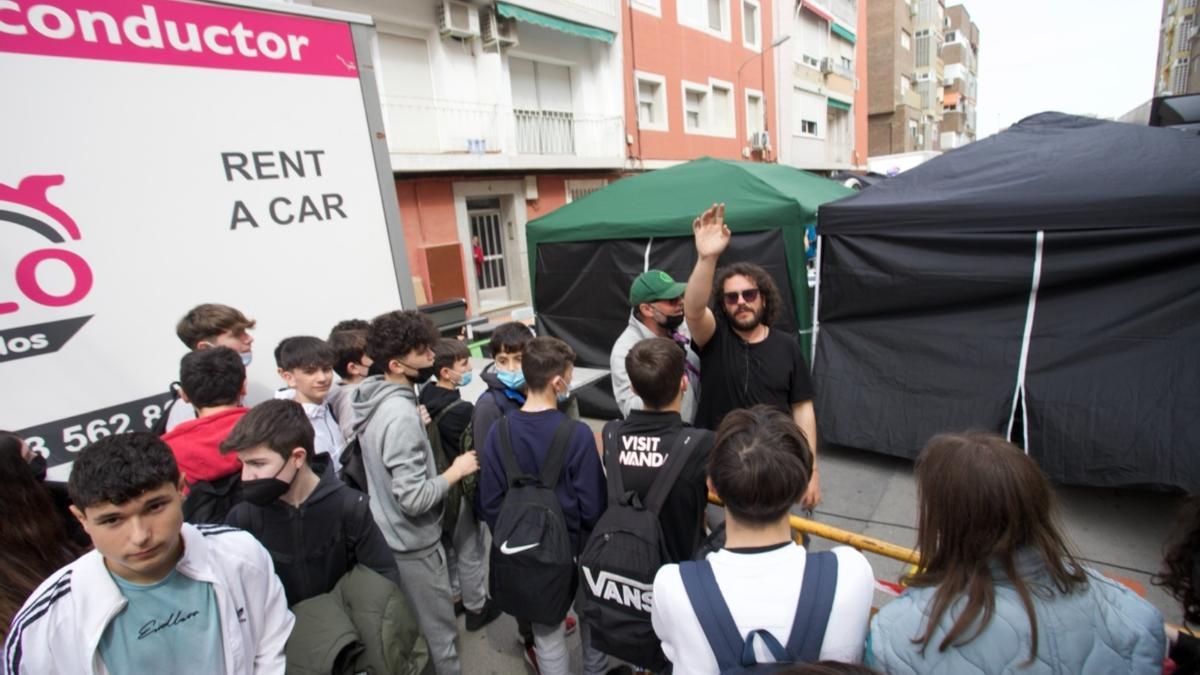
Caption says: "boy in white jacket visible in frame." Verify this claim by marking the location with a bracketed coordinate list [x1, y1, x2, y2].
[3, 432, 292, 675]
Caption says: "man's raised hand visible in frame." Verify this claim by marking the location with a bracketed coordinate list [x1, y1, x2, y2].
[693, 203, 731, 260]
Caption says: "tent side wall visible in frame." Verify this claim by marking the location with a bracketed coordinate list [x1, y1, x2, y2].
[814, 231, 1036, 458]
[1025, 225, 1200, 490]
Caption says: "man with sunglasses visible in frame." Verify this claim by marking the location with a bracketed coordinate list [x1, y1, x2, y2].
[610, 269, 702, 423]
[683, 203, 821, 509]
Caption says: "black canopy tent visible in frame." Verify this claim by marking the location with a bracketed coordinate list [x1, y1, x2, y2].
[814, 112, 1200, 490]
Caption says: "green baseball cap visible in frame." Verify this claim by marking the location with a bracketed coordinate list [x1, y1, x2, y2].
[629, 269, 686, 307]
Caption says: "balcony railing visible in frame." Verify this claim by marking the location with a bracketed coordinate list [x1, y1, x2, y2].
[515, 110, 576, 154]
[382, 96, 623, 159]
[383, 96, 502, 155]
[826, 140, 852, 166]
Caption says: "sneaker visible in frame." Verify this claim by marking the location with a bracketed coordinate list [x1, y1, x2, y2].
[523, 642, 540, 675]
[464, 601, 501, 632]
[563, 615, 577, 636]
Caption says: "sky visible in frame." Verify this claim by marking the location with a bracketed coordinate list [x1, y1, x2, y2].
[967, 0, 1163, 138]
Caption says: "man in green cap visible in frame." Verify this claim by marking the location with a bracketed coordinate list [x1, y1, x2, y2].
[610, 269, 701, 423]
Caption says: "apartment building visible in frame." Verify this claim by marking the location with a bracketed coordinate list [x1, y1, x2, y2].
[910, 0, 944, 151]
[940, 4, 978, 149]
[1155, 0, 1199, 95]
[867, 0, 964, 156]
[623, 0, 778, 167]
[312, 0, 625, 313]
[866, 0, 921, 155]
[764, 0, 866, 170]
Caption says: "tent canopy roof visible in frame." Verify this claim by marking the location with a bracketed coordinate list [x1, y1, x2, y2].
[820, 112, 1200, 235]
[527, 157, 853, 244]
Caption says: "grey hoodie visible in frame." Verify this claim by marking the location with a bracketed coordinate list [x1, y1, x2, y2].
[351, 375, 448, 554]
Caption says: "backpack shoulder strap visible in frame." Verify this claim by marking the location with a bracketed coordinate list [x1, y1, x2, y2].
[538, 418, 577, 490]
[643, 429, 698, 515]
[678, 560, 744, 672]
[497, 416, 532, 487]
[784, 550, 839, 662]
[434, 398, 470, 426]
[600, 420, 625, 502]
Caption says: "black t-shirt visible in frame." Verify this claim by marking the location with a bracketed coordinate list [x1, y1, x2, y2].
[605, 410, 713, 562]
[694, 315, 814, 430]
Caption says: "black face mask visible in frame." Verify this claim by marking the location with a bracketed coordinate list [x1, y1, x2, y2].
[241, 462, 294, 507]
[28, 454, 47, 482]
[658, 312, 685, 332]
[415, 365, 438, 383]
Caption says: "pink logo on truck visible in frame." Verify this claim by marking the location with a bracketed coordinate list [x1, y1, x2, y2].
[1, 175, 93, 315]
[0, 0, 358, 77]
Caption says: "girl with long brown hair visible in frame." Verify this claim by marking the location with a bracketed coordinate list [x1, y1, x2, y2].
[0, 431, 84, 639]
[867, 432, 1164, 673]
[1156, 495, 1200, 673]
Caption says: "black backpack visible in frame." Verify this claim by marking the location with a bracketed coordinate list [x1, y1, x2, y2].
[488, 415, 578, 625]
[182, 472, 242, 524]
[679, 550, 839, 673]
[578, 423, 697, 670]
[427, 399, 475, 536]
[151, 382, 183, 436]
[339, 386, 401, 495]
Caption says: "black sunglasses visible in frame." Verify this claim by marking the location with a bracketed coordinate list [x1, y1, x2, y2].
[723, 288, 760, 305]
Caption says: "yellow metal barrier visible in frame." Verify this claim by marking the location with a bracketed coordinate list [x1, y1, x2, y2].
[708, 494, 921, 566]
[708, 496, 1192, 637]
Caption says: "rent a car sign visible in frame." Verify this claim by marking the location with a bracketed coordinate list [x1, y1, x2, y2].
[1, 0, 405, 476]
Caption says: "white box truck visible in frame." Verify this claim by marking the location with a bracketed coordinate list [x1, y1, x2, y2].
[0, 0, 415, 478]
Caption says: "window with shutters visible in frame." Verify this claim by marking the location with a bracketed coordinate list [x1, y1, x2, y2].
[565, 179, 609, 203]
[635, 72, 668, 132]
[742, 0, 760, 49]
[677, 0, 730, 40]
[510, 57, 576, 155]
[797, 9, 829, 68]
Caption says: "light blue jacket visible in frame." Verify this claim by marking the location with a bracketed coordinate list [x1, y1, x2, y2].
[867, 550, 1165, 674]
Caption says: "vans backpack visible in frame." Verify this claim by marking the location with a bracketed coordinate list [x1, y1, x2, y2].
[679, 551, 839, 673]
[488, 415, 578, 625]
[578, 422, 698, 670]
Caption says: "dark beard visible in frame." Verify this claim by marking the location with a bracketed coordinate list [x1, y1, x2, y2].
[728, 305, 763, 331]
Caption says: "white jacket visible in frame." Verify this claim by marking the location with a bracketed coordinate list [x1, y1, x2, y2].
[3, 523, 294, 675]
[610, 315, 701, 423]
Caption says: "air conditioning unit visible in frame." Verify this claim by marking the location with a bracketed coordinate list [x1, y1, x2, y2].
[437, 0, 480, 39]
[750, 131, 771, 151]
[819, 57, 834, 74]
[481, 8, 519, 48]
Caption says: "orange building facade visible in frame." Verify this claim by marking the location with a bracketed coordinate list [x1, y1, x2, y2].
[623, 0, 779, 164]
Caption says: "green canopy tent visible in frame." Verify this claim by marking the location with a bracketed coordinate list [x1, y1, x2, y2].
[526, 157, 852, 418]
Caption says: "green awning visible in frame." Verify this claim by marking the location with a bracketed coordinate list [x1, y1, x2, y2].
[828, 98, 852, 112]
[831, 22, 856, 44]
[496, 2, 615, 43]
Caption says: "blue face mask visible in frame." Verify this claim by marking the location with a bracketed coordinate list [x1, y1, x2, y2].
[497, 368, 525, 391]
[240, 351, 253, 368]
[456, 371, 474, 388]
[556, 388, 571, 404]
